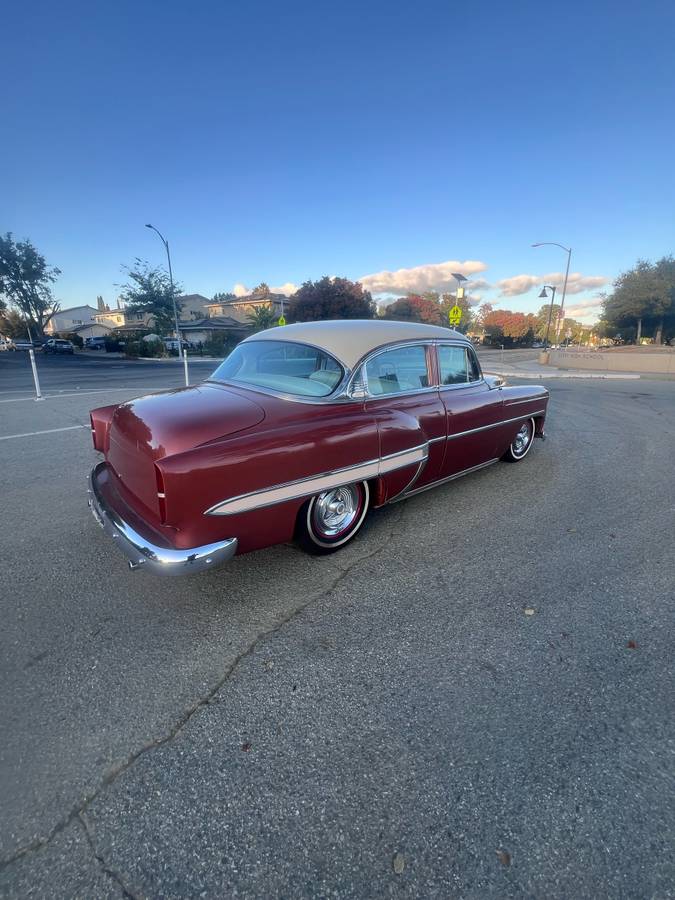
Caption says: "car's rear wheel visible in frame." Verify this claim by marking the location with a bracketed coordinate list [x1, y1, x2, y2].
[296, 481, 370, 554]
[502, 417, 535, 462]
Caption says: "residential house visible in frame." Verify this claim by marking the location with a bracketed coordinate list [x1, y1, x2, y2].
[177, 316, 250, 345]
[178, 294, 211, 320]
[205, 288, 287, 323]
[44, 305, 99, 335]
[92, 307, 154, 331]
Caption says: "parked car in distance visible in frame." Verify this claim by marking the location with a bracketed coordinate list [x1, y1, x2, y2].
[0, 337, 16, 351]
[88, 320, 549, 575]
[163, 338, 193, 352]
[43, 338, 75, 354]
[85, 336, 107, 350]
[13, 339, 34, 350]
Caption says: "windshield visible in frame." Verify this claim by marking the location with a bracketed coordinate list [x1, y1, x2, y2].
[210, 340, 344, 397]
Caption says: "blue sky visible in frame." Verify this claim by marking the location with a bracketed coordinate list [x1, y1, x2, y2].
[3, 0, 674, 322]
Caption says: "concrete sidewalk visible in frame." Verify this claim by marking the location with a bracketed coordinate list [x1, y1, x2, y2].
[482, 357, 643, 380]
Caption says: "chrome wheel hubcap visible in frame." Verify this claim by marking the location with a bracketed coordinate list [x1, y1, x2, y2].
[312, 486, 360, 537]
[512, 422, 532, 456]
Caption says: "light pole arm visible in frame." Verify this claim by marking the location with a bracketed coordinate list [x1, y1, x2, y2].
[145, 223, 179, 339]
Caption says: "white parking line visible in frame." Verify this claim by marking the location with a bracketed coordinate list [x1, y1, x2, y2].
[0, 387, 173, 404]
[0, 425, 88, 441]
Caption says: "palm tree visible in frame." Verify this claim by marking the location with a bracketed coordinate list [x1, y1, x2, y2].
[247, 303, 278, 332]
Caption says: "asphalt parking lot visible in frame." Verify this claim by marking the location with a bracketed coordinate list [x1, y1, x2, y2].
[1, 351, 674, 899]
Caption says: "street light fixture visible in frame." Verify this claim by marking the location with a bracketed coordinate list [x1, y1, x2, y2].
[451, 271, 468, 302]
[532, 242, 572, 344]
[538, 285, 557, 348]
[145, 224, 188, 386]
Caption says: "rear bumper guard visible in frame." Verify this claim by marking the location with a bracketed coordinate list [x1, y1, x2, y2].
[87, 463, 237, 575]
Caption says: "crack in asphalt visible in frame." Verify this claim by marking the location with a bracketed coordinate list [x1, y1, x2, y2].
[0, 516, 400, 874]
[78, 813, 138, 900]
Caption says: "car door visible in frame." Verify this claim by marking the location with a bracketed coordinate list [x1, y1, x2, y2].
[436, 342, 505, 477]
[361, 342, 447, 499]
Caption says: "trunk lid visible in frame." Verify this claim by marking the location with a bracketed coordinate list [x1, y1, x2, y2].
[105, 383, 265, 517]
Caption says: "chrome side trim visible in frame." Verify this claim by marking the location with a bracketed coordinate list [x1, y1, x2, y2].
[504, 397, 548, 407]
[389, 457, 501, 503]
[88, 464, 238, 575]
[445, 409, 547, 442]
[205, 443, 429, 516]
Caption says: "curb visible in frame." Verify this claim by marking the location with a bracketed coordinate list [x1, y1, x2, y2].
[484, 368, 641, 380]
[137, 356, 223, 362]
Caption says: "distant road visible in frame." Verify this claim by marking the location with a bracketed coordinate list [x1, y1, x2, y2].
[0, 351, 219, 397]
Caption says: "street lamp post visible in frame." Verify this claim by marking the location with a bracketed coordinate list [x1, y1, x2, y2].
[538, 285, 557, 348]
[145, 223, 189, 386]
[532, 242, 572, 345]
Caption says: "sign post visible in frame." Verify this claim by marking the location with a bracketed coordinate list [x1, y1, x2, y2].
[28, 348, 43, 401]
[448, 305, 462, 327]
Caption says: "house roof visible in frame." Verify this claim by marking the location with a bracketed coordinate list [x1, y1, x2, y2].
[178, 316, 249, 331]
[206, 292, 285, 307]
[180, 294, 211, 305]
[51, 305, 99, 316]
[242, 319, 467, 369]
[71, 323, 112, 333]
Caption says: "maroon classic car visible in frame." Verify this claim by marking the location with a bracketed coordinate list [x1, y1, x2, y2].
[88, 320, 548, 574]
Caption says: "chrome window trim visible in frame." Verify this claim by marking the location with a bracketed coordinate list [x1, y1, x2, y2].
[205, 442, 429, 516]
[351, 340, 439, 400]
[207, 338, 352, 404]
[437, 380, 485, 393]
[435, 340, 485, 389]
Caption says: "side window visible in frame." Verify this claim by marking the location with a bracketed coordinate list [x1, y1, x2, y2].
[365, 345, 429, 396]
[438, 345, 482, 385]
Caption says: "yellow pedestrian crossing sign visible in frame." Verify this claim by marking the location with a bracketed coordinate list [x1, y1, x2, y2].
[278, 315, 286, 326]
[448, 305, 462, 326]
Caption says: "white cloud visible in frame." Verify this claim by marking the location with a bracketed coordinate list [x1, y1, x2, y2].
[497, 272, 607, 297]
[232, 281, 297, 297]
[360, 260, 489, 296]
[270, 282, 298, 296]
[565, 299, 604, 320]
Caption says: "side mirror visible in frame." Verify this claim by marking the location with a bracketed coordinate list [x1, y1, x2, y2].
[485, 374, 505, 390]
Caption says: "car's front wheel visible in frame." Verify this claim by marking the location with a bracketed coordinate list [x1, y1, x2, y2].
[296, 481, 370, 554]
[502, 417, 536, 462]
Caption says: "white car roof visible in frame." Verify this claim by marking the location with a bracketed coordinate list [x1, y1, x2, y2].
[242, 319, 468, 370]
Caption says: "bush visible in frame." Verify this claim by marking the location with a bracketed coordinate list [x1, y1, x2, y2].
[204, 334, 241, 358]
[125, 340, 141, 358]
[64, 332, 84, 348]
[140, 339, 166, 358]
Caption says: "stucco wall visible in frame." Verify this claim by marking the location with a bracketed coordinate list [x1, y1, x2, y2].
[547, 349, 675, 374]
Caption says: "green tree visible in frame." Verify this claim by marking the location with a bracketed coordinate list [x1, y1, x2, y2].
[247, 304, 278, 331]
[535, 302, 562, 342]
[438, 292, 475, 332]
[383, 294, 442, 324]
[119, 259, 183, 336]
[0, 307, 30, 338]
[212, 291, 236, 303]
[603, 257, 675, 344]
[0, 233, 61, 335]
[289, 276, 375, 321]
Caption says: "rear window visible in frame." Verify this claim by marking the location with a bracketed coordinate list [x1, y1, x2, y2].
[210, 340, 344, 397]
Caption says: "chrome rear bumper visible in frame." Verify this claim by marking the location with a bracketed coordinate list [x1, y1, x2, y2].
[87, 463, 237, 575]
